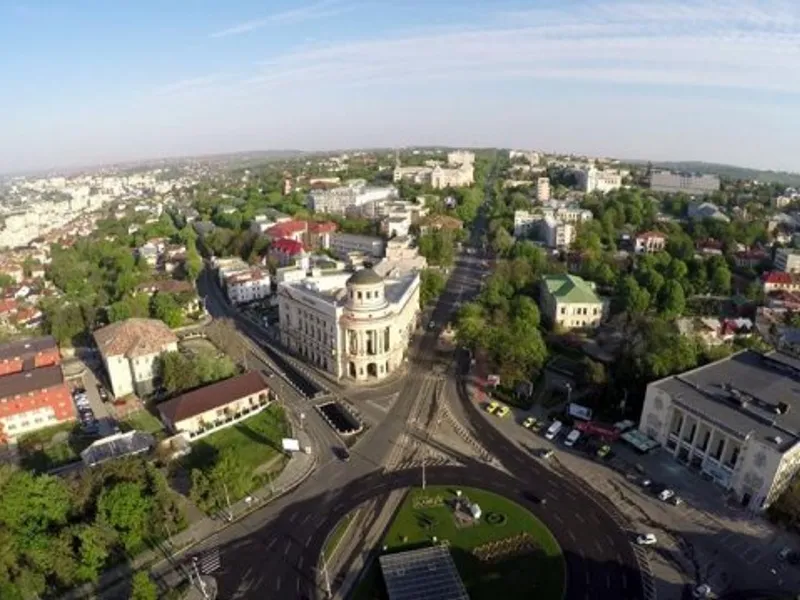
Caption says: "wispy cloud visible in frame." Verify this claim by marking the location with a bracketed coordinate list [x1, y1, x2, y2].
[233, 0, 800, 95]
[211, 0, 353, 39]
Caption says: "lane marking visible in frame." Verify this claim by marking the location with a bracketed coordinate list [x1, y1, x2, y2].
[606, 574, 611, 589]
[585, 572, 591, 584]
[553, 513, 563, 524]
[568, 530, 576, 542]
[284, 542, 291, 556]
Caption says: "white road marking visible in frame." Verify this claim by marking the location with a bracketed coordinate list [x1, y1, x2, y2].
[288, 513, 297, 524]
[553, 513, 563, 524]
[585, 572, 591, 584]
[284, 542, 291, 556]
[266, 539, 276, 550]
[622, 574, 628, 589]
[275, 576, 281, 590]
[606, 574, 611, 588]
[575, 513, 585, 523]
[568, 530, 576, 542]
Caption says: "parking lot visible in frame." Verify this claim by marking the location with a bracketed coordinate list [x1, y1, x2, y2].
[69, 368, 116, 438]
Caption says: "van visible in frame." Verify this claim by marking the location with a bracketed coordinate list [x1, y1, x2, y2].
[564, 428, 581, 447]
[545, 420, 563, 441]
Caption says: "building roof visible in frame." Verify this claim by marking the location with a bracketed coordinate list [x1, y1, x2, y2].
[0, 335, 57, 363]
[157, 371, 269, 424]
[421, 214, 463, 230]
[543, 274, 601, 304]
[81, 430, 155, 467]
[762, 271, 799, 285]
[348, 268, 384, 286]
[93, 318, 178, 359]
[308, 221, 338, 234]
[136, 280, 195, 295]
[379, 546, 469, 600]
[265, 220, 308, 238]
[271, 238, 305, 255]
[0, 364, 65, 400]
[636, 230, 666, 240]
[653, 350, 800, 452]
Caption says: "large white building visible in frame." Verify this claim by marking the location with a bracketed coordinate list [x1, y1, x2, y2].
[541, 217, 575, 248]
[577, 167, 622, 194]
[330, 233, 386, 259]
[277, 268, 420, 382]
[94, 318, 179, 398]
[392, 151, 475, 190]
[537, 177, 551, 201]
[224, 269, 271, 304]
[308, 181, 397, 215]
[638, 350, 800, 512]
[774, 248, 800, 274]
[513, 207, 591, 246]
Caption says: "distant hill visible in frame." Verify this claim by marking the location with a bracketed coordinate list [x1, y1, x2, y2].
[627, 159, 800, 187]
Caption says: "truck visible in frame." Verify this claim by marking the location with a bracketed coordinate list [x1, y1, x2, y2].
[545, 420, 563, 441]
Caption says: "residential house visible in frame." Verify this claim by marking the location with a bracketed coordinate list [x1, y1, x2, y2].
[94, 318, 179, 398]
[539, 274, 605, 330]
[774, 248, 800, 274]
[224, 269, 271, 304]
[269, 238, 309, 269]
[158, 371, 274, 441]
[762, 272, 800, 294]
[634, 231, 667, 254]
[734, 249, 769, 269]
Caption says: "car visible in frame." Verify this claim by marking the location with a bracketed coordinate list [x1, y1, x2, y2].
[335, 447, 351, 462]
[486, 401, 499, 414]
[669, 495, 684, 507]
[636, 533, 657, 546]
[658, 489, 675, 502]
[596, 444, 611, 458]
[428, 321, 436, 330]
[495, 405, 510, 418]
[693, 584, 712, 598]
[523, 491, 547, 505]
[641, 478, 652, 488]
[778, 547, 799, 564]
[540, 449, 555, 459]
[522, 417, 537, 429]
[97, 386, 109, 401]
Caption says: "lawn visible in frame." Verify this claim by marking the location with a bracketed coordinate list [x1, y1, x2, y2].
[323, 512, 357, 562]
[18, 422, 97, 472]
[355, 486, 565, 600]
[120, 410, 165, 436]
[182, 404, 290, 474]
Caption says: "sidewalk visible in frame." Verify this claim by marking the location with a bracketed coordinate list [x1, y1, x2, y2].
[60, 426, 317, 600]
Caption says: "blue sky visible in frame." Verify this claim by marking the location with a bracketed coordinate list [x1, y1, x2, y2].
[3, 0, 800, 173]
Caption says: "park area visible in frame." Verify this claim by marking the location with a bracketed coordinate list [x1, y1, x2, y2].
[354, 486, 565, 600]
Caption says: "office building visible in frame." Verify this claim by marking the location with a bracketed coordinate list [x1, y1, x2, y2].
[638, 350, 800, 511]
[329, 233, 385, 259]
[577, 167, 622, 194]
[277, 268, 420, 382]
[650, 170, 720, 195]
[541, 217, 575, 249]
[537, 177, 550, 201]
[774, 248, 800, 274]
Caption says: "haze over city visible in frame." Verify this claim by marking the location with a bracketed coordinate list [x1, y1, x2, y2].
[3, 0, 800, 173]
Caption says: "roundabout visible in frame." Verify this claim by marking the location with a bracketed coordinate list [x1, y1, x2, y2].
[202, 458, 645, 600]
[350, 485, 565, 600]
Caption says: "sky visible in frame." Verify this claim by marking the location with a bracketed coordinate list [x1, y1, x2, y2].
[2, 0, 800, 173]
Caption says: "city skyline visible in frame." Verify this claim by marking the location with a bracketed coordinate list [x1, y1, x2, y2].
[3, 0, 800, 173]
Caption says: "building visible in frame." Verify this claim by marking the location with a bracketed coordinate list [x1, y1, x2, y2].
[734, 249, 769, 269]
[638, 350, 800, 511]
[447, 150, 475, 167]
[761, 272, 800, 294]
[94, 318, 179, 398]
[278, 268, 420, 382]
[774, 248, 800, 273]
[688, 201, 729, 222]
[430, 164, 474, 189]
[539, 274, 604, 329]
[158, 371, 273, 441]
[577, 167, 622, 194]
[418, 214, 463, 235]
[537, 177, 550, 201]
[308, 182, 397, 215]
[634, 231, 667, 254]
[224, 268, 271, 305]
[379, 545, 469, 600]
[541, 217, 575, 249]
[0, 335, 60, 377]
[264, 220, 308, 243]
[0, 365, 74, 438]
[329, 233, 386, 259]
[650, 170, 720, 195]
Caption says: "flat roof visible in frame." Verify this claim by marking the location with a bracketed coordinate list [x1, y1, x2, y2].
[0, 364, 65, 399]
[653, 350, 800, 452]
[379, 546, 469, 600]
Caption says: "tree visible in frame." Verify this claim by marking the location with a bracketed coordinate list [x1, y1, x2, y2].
[710, 264, 732, 295]
[419, 269, 446, 307]
[108, 294, 150, 323]
[150, 293, 184, 328]
[616, 276, 651, 316]
[97, 482, 153, 553]
[454, 302, 486, 350]
[578, 357, 607, 388]
[657, 281, 686, 319]
[129, 572, 158, 600]
[42, 302, 86, 345]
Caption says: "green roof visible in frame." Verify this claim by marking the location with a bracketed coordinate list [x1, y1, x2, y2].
[543, 274, 601, 304]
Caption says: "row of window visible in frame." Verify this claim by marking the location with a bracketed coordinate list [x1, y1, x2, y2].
[559, 306, 600, 316]
[3, 412, 56, 431]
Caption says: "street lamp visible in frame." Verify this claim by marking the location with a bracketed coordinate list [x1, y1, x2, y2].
[564, 383, 572, 405]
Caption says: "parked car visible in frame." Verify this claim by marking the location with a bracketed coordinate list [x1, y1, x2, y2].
[97, 385, 109, 401]
[486, 401, 499, 414]
[522, 417, 537, 429]
[540, 449, 555, 459]
[669, 495, 684, 507]
[596, 444, 611, 459]
[495, 405, 510, 418]
[778, 547, 799, 564]
[658, 489, 675, 502]
[693, 584, 712, 598]
[335, 447, 351, 462]
[636, 533, 657, 546]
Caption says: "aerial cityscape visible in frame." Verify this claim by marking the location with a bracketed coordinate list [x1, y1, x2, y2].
[2, 2, 800, 600]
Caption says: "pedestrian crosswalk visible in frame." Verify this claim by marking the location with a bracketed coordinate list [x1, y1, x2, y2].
[195, 548, 221, 575]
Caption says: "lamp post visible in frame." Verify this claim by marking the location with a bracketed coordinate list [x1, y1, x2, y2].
[564, 383, 572, 405]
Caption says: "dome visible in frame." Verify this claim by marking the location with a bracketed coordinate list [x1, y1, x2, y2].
[347, 268, 383, 287]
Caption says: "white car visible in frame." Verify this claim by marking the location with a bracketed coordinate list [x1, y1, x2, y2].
[658, 489, 675, 502]
[636, 533, 657, 546]
[693, 584, 712, 598]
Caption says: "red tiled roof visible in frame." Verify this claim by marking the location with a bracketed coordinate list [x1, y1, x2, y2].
[0, 298, 17, 315]
[265, 220, 308, 238]
[762, 271, 796, 284]
[271, 238, 305, 255]
[308, 221, 338, 234]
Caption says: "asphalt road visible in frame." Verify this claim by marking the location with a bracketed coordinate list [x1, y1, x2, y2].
[170, 186, 644, 599]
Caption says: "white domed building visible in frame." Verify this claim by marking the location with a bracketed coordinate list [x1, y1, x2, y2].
[277, 267, 420, 382]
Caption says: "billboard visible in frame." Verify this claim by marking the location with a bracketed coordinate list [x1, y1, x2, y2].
[281, 438, 301, 452]
[568, 403, 593, 421]
[575, 421, 620, 441]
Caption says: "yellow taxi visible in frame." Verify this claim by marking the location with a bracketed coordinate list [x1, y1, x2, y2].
[486, 400, 500, 414]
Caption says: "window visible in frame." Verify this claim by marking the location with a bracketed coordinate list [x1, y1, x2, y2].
[358, 292, 363, 300]
[560, 307, 566, 315]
